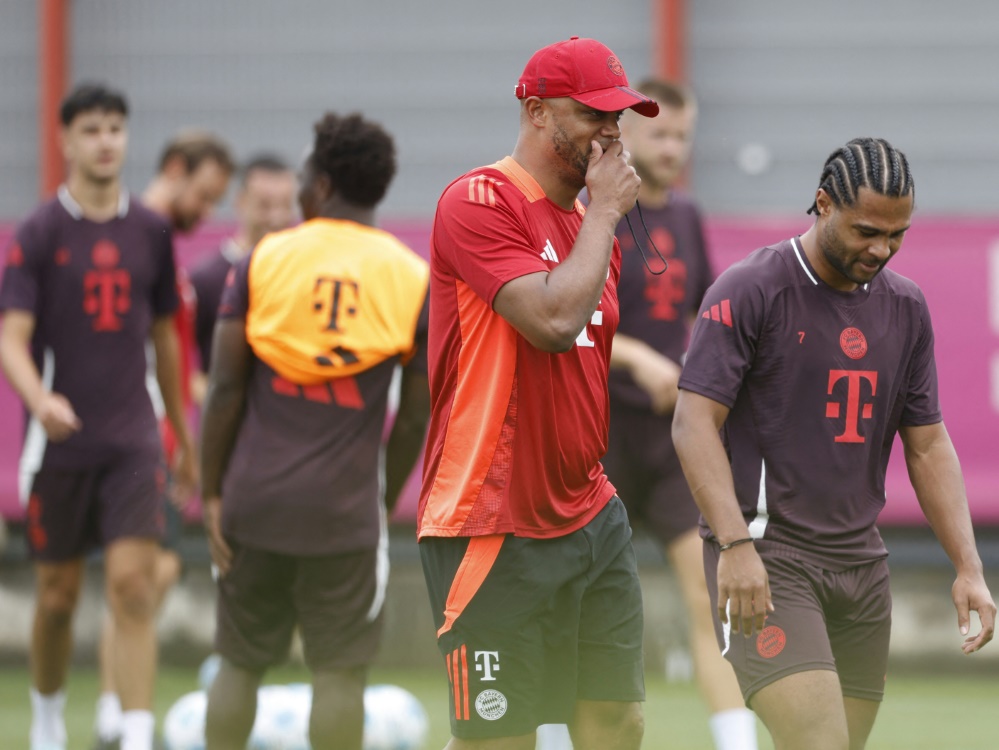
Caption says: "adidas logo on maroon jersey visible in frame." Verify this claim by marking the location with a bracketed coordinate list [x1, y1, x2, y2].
[701, 299, 732, 327]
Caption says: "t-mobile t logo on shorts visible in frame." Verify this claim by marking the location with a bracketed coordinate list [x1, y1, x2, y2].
[474, 650, 500, 681]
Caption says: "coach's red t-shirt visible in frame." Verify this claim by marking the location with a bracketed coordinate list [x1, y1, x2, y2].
[418, 157, 620, 540]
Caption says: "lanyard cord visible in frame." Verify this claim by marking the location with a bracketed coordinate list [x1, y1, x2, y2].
[623, 200, 669, 275]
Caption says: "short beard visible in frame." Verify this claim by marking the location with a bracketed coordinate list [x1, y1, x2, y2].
[819, 221, 884, 285]
[551, 119, 588, 187]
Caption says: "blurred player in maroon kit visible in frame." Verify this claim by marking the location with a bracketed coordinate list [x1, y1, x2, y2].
[418, 38, 658, 750]
[673, 137, 996, 750]
[200, 112, 430, 750]
[0, 84, 194, 750]
[602, 79, 757, 750]
[188, 154, 297, 404]
[89, 131, 235, 750]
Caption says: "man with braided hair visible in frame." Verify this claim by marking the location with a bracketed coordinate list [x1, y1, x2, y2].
[199, 111, 430, 750]
[673, 137, 995, 750]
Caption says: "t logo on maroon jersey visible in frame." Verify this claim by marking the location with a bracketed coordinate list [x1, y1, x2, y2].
[642, 227, 687, 321]
[83, 240, 131, 331]
[826, 370, 878, 443]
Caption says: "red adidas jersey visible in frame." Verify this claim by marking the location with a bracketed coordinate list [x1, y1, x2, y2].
[418, 157, 620, 540]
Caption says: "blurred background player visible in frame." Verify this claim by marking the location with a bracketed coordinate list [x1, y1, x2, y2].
[188, 153, 298, 404]
[673, 137, 996, 749]
[418, 37, 656, 750]
[91, 130, 235, 750]
[603, 79, 758, 750]
[199, 111, 431, 750]
[0, 83, 194, 750]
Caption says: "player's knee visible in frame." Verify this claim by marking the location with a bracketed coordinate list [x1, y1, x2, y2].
[615, 702, 645, 746]
[35, 584, 79, 627]
[578, 701, 644, 747]
[107, 568, 156, 621]
[309, 704, 363, 750]
[308, 673, 364, 749]
[154, 550, 182, 595]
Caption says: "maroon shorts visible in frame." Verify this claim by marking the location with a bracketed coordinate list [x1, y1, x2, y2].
[214, 541, 386, 672]
[24, 451, 166, 561]
[604, 403, 700, 545]
[704, 541, 891, 704]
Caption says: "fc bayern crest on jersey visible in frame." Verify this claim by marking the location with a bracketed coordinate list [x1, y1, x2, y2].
[474, 689, 508, 721]
[839, 327, 868, 360]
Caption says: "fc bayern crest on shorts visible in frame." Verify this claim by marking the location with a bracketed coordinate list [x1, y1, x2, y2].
[757, 625, 787, 659]
[474, 689, 508, 720]
[839, 327, 868, 359]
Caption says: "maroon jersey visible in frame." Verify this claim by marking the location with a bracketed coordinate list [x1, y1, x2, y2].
[189, 239, 242, 371]
[611, 192, 714, 409]
[217, 224, 430, 557]
[679, 237, 941, 568]
[0, 187, 178, 468]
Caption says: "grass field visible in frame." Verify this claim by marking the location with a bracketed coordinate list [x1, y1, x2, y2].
[0, 664, 996, 749]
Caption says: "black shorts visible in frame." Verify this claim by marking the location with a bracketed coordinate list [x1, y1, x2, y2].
[704, 541, 892, 704]
[214, 541, 386, 673]
[604, 403, 700, 546]
[24, 451, 166, 561]
[420, 497, 644, 740]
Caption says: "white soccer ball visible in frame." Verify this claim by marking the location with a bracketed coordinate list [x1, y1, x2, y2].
[163, 690, 207, 750]
[363, 684, 429, 750]
[198, 653, 222, 691]
[249, 684, 311, 750]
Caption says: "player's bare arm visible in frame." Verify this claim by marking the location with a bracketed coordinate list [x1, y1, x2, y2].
[151, 315, 198, 501]
[199, 317, 253, 576]
[384, 366, 430, 514]
[610, 333, 681, 415]
[0, 309, 81, 441]
[493, 139, 639, 353]
[673, 388, 773, 636]
[900, 422, 996, 653]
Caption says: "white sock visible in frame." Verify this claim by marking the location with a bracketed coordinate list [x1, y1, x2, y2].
[29, 688, 67, 749]
[535, 723, 574, 750]
[94, 691, 123, 741]
[709, 707, 758, 750]
[120, 709, 155, 750]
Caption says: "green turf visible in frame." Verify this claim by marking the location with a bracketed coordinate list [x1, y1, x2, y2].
[1, 664, 997, 749]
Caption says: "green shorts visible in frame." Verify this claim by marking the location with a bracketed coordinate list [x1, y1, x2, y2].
[420, 497, 645, 740]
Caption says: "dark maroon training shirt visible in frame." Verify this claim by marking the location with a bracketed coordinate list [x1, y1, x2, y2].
[679, 237, 941, 569]
[0, 187, 178, 468]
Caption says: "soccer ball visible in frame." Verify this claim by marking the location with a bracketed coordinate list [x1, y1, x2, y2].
[363, 684, 429, 750]
[163, 691, 207, 750]
[249, 684, 310, 750]
[198, 653, 222, 691]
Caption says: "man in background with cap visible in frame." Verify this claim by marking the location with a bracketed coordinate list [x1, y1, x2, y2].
[417, 37, 657, 749]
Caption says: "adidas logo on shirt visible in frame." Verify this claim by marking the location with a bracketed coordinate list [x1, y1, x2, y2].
[540, 239, 559, 264]
[701, 299, 733, 327]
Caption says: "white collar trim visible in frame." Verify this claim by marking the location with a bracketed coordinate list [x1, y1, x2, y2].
[790, 236, 818, 286]
[57, 184, 129, 220]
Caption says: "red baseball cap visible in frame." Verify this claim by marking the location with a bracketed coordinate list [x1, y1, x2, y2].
[515, 37, 659, 118]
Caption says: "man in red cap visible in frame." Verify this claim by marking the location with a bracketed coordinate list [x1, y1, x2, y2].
[417, 37, 657, 749]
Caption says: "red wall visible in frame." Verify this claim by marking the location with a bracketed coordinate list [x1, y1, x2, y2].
[2, 216, 998, 527]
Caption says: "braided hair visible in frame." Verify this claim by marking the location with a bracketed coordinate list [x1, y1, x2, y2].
[807, 137, 913, 215]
